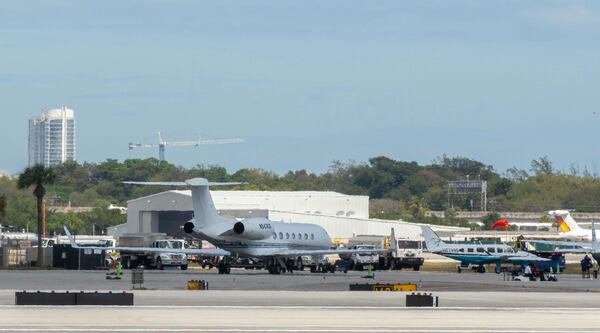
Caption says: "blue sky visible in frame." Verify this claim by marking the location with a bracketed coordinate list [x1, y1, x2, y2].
[1, 1, 600, 175]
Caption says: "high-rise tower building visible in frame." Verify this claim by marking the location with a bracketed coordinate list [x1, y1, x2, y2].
[28, 107, 76, 167]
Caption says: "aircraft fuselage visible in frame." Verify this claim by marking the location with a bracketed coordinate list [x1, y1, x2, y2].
[191, 217, 333, 258]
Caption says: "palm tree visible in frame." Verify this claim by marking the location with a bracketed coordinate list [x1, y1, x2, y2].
[17, 165, 56, 268]
[0, 195, 6, 221]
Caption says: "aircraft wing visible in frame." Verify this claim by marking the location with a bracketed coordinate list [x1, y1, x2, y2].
[63, 226, 230, 256]
[123, 180, 246, 187]
[524, 239, 592, 247]
[122, 181, 188, 186]
[271, 248, 387, 257]
[522, 239, 595, 253]
[506, 256, 550, 262]
[544, 248, 591, 254]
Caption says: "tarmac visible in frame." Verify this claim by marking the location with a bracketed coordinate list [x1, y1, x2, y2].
[1, 305, 600, 332]
[0, 268, 599, 292]
[2, 289, 600, 308]
[1, 269, 599, 332]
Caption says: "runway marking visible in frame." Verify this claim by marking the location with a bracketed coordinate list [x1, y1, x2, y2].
[1, 305, 600, 311]
[0, 329, 598, 333]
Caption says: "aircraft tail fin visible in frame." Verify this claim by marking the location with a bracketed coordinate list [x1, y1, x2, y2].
[124, 178, 246, 230]
[549, 210, 583, 234]
[421, 226, 446, 251]
[63, 226, 79, 248]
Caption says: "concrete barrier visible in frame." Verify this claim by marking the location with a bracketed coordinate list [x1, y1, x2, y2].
[15, 291, 133, 306]
[76, 291, 133, 305]
[406, 293, 438, 307]
[15, 291, 76, 305]
[349, 283, 374, 291]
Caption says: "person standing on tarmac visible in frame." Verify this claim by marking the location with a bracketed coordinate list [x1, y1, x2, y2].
[592, 260, 599, 280]
[116, 258, 123, 279]
[524, 264, 534, 281]
[581, 255, 592, 279]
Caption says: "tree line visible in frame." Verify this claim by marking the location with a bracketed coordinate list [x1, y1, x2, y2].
[1, 155, 600, 235]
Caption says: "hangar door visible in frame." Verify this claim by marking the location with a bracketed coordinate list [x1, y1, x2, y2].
[158, 211, 194, 238]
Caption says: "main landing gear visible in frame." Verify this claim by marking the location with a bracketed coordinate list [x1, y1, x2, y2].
[217, 258, 231, 274]
[266, 258, 287, 275]
[457, 264, 486, 273]
[266, 257, 304, 275]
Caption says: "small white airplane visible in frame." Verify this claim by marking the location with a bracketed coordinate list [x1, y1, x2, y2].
[521, 219, 600, 257]
[549, 210, 595, 241]
[421, 226, 547, 273]
[67, 178, 386, 274]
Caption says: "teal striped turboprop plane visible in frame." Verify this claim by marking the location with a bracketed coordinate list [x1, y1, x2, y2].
[421, 226, 548, 273]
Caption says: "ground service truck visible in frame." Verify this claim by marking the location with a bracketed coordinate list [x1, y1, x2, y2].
[338, 235, 424, 271]
[338, 244, 380, 271]
[117, 233, 189, 270]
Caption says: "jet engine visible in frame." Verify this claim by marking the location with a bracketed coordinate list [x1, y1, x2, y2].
[232, 220, 272, 240]
[183, 221, 195, 234]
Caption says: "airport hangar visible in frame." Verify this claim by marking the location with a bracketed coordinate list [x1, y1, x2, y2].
[108, 190, 467, 241]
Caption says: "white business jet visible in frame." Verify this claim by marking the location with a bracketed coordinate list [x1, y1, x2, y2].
[66, 178, 385, 274]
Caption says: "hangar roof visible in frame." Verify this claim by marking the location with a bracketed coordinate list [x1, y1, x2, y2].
[128, 189, 370, 219]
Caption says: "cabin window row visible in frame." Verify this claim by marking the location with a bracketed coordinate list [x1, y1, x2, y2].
[273, 232, 314, 241]
[457, 247, 511, 253]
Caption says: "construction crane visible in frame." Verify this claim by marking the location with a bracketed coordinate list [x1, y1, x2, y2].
[128, 131, 244, 161]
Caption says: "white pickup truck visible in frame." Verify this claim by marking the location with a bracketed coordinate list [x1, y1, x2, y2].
[344, 244, 380, 271]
